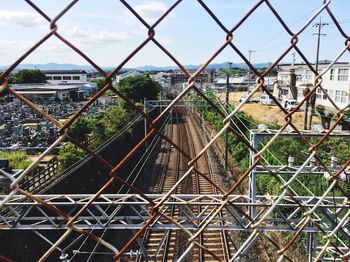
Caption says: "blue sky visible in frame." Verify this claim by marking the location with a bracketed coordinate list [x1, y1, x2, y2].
[0, 0, 350, 68]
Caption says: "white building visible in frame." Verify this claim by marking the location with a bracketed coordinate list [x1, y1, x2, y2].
[211, 76, 249, 92]
[11, 84, 84, 101]
[150, 72, 171, 88]
[274, 62, 350, 109]
[115, 70, 141, 82]
[43, 70, 88, 85]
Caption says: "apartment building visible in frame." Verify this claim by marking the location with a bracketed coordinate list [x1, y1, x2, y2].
[274, 62, 350, 109]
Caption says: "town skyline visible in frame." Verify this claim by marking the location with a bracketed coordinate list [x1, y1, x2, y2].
[1, 0, 350, 68]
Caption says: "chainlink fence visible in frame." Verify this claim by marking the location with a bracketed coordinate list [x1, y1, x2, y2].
[0, 0, 350, 261]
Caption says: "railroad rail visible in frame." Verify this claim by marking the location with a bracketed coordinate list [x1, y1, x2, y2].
[140, 107, 238, 261]
[184, 110, 234, 262]
[141, 108, 185, 261]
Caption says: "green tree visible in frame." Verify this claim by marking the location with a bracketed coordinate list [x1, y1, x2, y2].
[67, 116, 93, 143]
[58, 143, 85, 169]
[99, 105, 129, 139]
[90, 78, 105, 89]
[117, 75, 161, 102]
[10, 69, 46, 84]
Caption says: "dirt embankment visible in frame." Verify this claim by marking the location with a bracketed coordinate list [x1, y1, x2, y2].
[218, 92, 320, 129]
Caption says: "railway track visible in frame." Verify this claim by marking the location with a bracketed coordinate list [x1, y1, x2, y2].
[140, 109, 186, 262]
[184, 109, 235, 262]
[139, 107, 235, 262]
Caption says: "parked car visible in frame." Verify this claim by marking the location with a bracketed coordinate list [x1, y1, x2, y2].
[282, 98, 298, 111]
[239, 95, 247, 103]
[259, 95, 275, 105]
[239, 94, 259, 103]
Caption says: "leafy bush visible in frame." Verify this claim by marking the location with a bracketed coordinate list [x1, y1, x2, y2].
[0, 151, 31, 169]
[194, 93, 350, 197]
[194, 93, 257, 171]
[58, 143, 86, 170]
[60, 103, 134, 166]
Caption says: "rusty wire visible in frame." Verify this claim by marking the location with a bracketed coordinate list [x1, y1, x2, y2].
[0, 0, 350, 261]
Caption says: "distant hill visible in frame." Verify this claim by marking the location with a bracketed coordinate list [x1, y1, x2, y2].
[0, 63, 113, 72]
[128, 62, 271, 71]
[0, 62, 272, 73]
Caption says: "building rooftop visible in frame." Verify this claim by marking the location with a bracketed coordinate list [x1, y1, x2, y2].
[278, 61, 349, 67]
[41, 70, 87, 75]
[16, 90, 57, 95]
[11, 84, 80, 91]
[216, 77, 246, 84]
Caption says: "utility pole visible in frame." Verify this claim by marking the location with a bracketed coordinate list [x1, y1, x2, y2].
[292, 52, 296, 66]
[224, 62, 232, 170]
[305, 18, 328, 257]
[313, 17, 328, 73]
[306, 17, 328, 130]
[248, 49, 255, 91]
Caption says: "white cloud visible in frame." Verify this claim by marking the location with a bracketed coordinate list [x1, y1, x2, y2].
[135, 1, 170, 21]
[74, 13, 122, 22]
[66, 26, 128, 46]
[0, 10, 44, 28]
[126, 1, 175, 25]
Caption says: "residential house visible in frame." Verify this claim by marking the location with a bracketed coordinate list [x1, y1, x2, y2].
[274, 62, 350, 109]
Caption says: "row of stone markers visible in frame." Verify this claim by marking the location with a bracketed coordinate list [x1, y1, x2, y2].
[0, 96, 117, 151]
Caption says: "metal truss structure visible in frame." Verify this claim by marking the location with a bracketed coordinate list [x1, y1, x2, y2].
[1, 193, 349, 233]
[248, 129, 350, 261]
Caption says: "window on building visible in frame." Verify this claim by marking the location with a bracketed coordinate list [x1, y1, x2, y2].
[338, 68, 348, 81]
[316, 87, 322, 100]
[297, 87, 304, 98]
[72, 76, 80, 80]
[63, 76, 72, 80]
[335, 90, 341, 102]
[53, 76, 62, 80]
[323, 89, 328, 100]
[281, 89, 289, 96]
[305, 70, 313, 83]
[315, 88, 328, 100]
[341, 91, 348, 103]
[46, 76, 52, 80]
[335, 90, 348, 103]
[330, 69, 335, 80]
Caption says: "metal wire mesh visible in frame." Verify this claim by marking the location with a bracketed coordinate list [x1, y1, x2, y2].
[0, 0, 350, 261]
